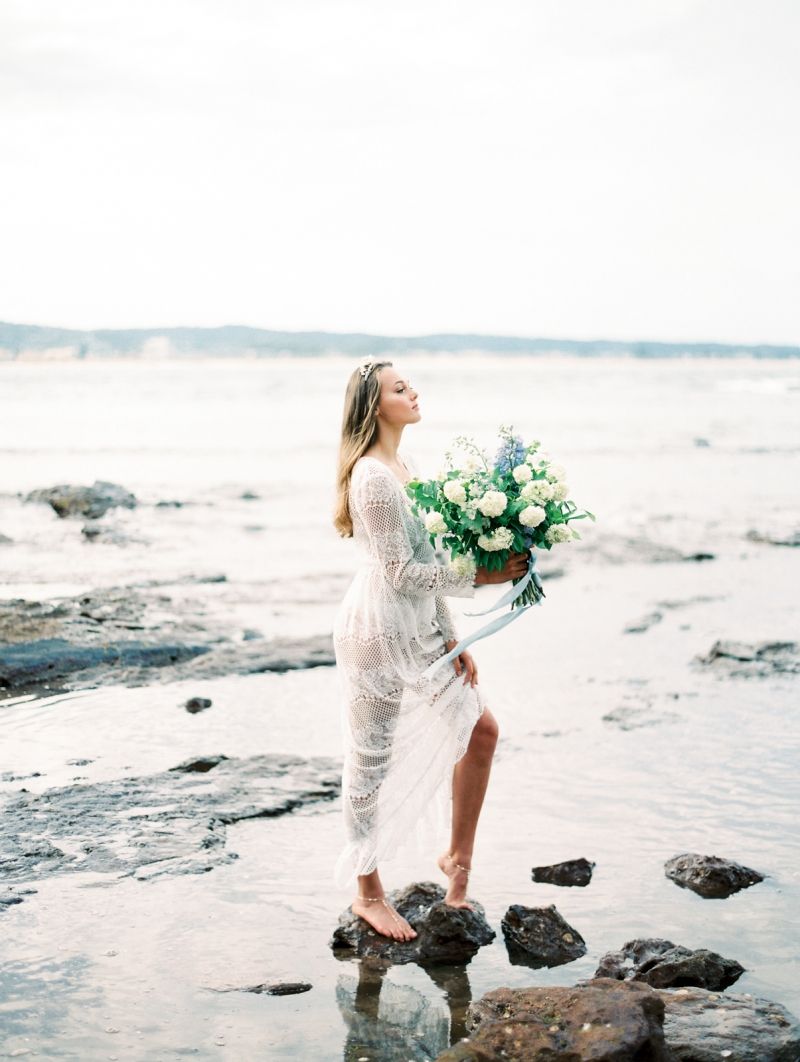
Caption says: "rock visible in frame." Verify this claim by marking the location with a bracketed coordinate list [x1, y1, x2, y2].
[602, 703, 681, 730]
[169, 754, 228, 773]
[331, 881, 495, 966]
[595, 938, 745, 990]
[240, 490, 260, 500]
[745, 528, 800, 548]
[0, 753, 341, 894]
[436, 977, 667, 1061]
[695, 640, 800, 677]
[0, 531, 13, 544]
[683, 551, 716, 561]
[184, 696, 212, 714]
[624, 610, 663, 633]
[660, 984, 800, 1061]
[210, 980, 312, 995]
[80, 523, 141, 545]
[500, 903, 587, 968]
[24, 480, 137, 519]
[0, 885, 38, 911]
[664, 853, 764, 899]
[694, 437, 711, 447]
[0, 587, 334, 699]
[531, 857, 594, 887]
[155, 499, 184, 508]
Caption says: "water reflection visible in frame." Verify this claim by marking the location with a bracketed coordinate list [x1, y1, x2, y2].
[335, 953, 478, 1060]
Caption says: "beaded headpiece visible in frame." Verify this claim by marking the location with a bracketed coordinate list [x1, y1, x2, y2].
[358, 357, 378, 381]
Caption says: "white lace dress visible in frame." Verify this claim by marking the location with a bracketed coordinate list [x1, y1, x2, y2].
[332, 449, 487, 888]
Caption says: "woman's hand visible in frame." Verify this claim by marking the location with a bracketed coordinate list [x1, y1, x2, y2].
[474, 549, 530, 586]
[445, 639, 478, 687]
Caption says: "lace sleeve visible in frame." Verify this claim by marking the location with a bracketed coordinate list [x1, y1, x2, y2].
[352, 467, 476, 598]
[434, 592, 459, 642]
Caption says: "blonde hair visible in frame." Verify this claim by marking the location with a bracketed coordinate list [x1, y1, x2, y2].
[333, 360, 393, 537]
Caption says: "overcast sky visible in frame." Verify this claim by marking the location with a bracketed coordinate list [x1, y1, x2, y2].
[2, 0, 798, 343]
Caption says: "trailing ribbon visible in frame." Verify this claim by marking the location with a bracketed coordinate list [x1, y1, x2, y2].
[420, 553, 544, 682]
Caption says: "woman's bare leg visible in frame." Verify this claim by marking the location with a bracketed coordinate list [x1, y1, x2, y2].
[438, 706, 499, 907]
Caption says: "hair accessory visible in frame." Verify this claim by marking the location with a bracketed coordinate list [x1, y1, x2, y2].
[359, 358, 378, 380]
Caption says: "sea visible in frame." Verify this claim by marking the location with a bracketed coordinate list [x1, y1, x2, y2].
[1, 354, 798, 1059]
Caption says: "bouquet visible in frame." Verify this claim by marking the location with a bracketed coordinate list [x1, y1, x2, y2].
[406, 425, 595, 611]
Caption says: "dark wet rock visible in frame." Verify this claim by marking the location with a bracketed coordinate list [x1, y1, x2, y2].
[595, 938, 745, 990]
[437, 977, 667, 1061]
[0, 531, 13, 544]
[745, 527, 800, 547]
[695, 639, 800, 677]
[163, 635, 335, 681]
[80, 522, 141, 545]
[664, 853, 764, 899]
[623, 610, 663, 633]
[24, 480, 137, 519]
[0, 636, 211, 693]
[242, 628, 262, 641]
[500, 903, 587, 968]
[170, 753, 228, 773]
[66, 757, 93, 766]
[155, 499, 184, 508]
[1, 885, 38, 910]
[331, 881, 495, 966]
[661, 985, 800, 1061]
[602, 702, 681, 730]
[684, 551, 716, 561]
[184, 696, 212, 714]
[655, 594, 724, 610]
[694, 437, 711, 447]
[209, 980, 313, 995]
[1, 770, 42, 782]
[0, 753, 341, 894]
[240, 490, 260, 500]
[531, 857, 594, 887]
[0, 586, 334, 698]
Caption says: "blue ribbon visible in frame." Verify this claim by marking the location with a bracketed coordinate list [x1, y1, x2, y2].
[420, 552, 544, 682]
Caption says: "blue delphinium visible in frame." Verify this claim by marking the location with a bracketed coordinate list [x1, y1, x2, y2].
[494, 425, 527, 475]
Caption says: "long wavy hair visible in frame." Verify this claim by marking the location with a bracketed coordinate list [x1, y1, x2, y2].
[333, 360, 393, 537]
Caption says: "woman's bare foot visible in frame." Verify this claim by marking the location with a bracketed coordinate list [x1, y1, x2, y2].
[437, 850, 475, 911]
[350, 895, 418, 941]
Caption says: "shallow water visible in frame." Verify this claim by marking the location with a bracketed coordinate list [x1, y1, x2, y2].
[1, 355, 799, 1059]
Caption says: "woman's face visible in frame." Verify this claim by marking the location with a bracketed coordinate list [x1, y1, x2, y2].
[376, 366, 420, 425]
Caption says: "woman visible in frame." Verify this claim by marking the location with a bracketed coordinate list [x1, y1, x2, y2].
[332, 359, 529, 941]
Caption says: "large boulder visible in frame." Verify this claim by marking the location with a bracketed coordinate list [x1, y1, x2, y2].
[331, 881, 495, 966]
[664, 853, 764, 899]
[436, 977, 667, 1061]
[24, 480, 137, 519]
[595, 937, 745, 990]
[500, 903, 587, 968]
[661, 984, 800, 1061]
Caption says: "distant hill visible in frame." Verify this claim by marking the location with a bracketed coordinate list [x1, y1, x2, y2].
[0, 321, 797, 359]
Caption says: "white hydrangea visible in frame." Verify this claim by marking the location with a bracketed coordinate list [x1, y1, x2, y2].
[443, 478, 468, 505]
[477, 526, 514, 551]
[545, 523, 575, 544]
[550, 481, 569, 502]
[476, 489, 508, 517]
[519, 504, 546, 528]
[545, 464, 567, 483]
[449, 552, 477, 579]
[521, 478, 554, 504]
[424, 510, 447, 534]
[512, 463, 532, 484]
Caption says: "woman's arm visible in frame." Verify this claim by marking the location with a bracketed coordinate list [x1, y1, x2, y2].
[353, 469, 476, 597]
